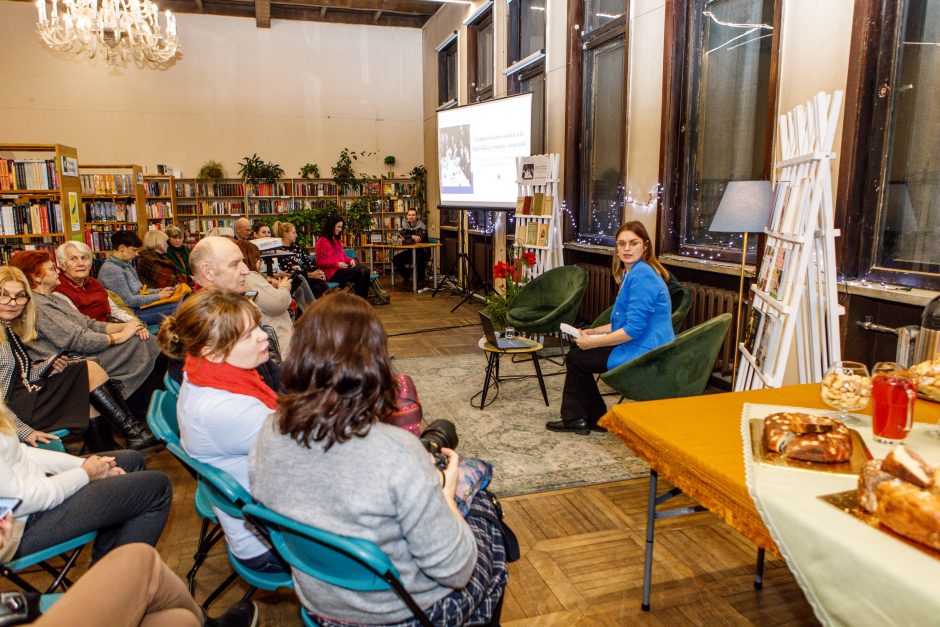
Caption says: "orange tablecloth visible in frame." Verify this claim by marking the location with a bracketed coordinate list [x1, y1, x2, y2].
[598, 384, 940, 554]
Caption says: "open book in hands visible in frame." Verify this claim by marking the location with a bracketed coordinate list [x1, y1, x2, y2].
[560, 323, 582, 339]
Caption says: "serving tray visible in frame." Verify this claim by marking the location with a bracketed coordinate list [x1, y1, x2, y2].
[818, 490, 940, 561]
[749, 418, 872, 475]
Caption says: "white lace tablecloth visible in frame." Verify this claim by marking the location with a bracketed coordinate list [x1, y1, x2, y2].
[742, 403, 940, 627]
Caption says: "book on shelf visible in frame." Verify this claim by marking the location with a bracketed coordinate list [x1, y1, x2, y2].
[765, 247, 787, 299]
[767, 180, 790, 232]
[536, 223, 549, 246]
[779, 179, 806, 234]
[0, 159, 58, 191]
[754, 314, 782, 373]
[198, 182, 244, 197]
[521, 196, 532, 215]
[514, 221, 524, 242]
[515, 196, 525, 214]
[145, 180, 171, 197]
[84, 201, 137, 223]
[532, 192, 544, 216]
[1, 242, 57, 264]
[525, 223, 537, 245]
[544, 195, 554, 215]
[145, 202, 173, 219]
[0, 200, 63, 235]
[742, 307, 763, 356]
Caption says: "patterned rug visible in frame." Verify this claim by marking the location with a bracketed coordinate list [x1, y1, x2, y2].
[393, 352, 649, 497]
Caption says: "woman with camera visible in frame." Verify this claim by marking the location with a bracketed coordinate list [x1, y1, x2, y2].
[159, 290, 285, 573]
[250, 293, 508, 625]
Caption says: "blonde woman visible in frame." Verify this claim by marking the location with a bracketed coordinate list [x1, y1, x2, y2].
[138, 230, 188, 289]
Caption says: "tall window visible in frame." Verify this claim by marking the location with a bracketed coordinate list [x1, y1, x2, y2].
[508, 0, 546, 153]
[576, 0, 627, 242]
[438, 36, 458, 107]
[659, 0, 778, 262]
[841, 0, 940, 289]
[468, 9, 494, 102]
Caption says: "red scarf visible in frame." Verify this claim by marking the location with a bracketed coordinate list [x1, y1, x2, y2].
[183, 355, 278, 410]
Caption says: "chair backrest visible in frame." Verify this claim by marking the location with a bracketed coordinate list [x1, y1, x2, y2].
[243, 503, 432, 626]
[344, 248, 358, 260]
[163, 372, 181, 396]
[600, 313, 732, 402]
[147, 390, 180, 445]
[176, 447, 254, 519]
[671, 287, 693, 333]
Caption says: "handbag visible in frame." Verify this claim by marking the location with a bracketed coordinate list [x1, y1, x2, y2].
[466, 489, 521, 563]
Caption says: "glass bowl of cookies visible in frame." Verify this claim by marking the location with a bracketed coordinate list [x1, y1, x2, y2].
[821, 361, 872, 425]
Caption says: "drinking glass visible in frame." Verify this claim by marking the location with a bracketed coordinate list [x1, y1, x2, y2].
[871, 362, 917, 444]
[820, 361, 871, 425]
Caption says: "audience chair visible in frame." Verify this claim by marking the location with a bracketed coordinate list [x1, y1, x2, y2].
[2, 531, 98, 594]
[163, 371, 181, 397]
[243, 503, 432, 627]
[177, 450, 293, 609]
[599, 313, 731, 402]
[590, 284, 693, 335]
[36, 428, 71, 454]
[506, 266, 588, 335]
[146, 390, 222, 594]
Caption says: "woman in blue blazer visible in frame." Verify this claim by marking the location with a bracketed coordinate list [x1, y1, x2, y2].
[547, 221, 675, 435]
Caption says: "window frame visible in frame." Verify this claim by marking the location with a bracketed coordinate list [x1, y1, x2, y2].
[467, 7, 495, 103]
[837, 0, 940, 290]
[657, 0, 782, 264]
[437, 35, 458, 108]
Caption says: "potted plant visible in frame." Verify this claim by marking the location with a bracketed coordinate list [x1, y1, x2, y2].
[197, 160, 225, 180]
[482, 247, 537, 329]
[238, 154, 283, 191]
[277, 201, 338, 247]
[342, 197, 377, 244]
[409, 165, 427, 220]
[332, 148, 376, 194]
[299, 163, 320, 179]
[384, 155, 396, 178]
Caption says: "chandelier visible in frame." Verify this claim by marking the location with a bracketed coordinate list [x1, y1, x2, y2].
[36, 0, 180, 65]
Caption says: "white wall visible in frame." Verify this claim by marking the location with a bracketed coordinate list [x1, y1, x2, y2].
[0, 1, 423, 178]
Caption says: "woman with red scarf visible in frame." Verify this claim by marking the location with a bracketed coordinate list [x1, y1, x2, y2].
[157, 290, 285, 573]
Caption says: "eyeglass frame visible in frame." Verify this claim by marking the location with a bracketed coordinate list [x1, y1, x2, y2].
[0, 294, 31, 306]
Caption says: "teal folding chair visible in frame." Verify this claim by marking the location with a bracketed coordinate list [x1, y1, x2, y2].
[36, 428, 71, 453]
[175, 448, 292, 609]
[2, 531, 98, 594]
[243, 503, 432, 627]
[146, 390, 222, 594]
[163, 371, 181, 397]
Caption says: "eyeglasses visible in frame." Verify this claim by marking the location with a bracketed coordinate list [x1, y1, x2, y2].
[616, 240, 644, 250]
[0, 294, 30, 306]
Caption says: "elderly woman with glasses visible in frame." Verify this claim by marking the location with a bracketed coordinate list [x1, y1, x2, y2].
[53, 241, 137, 323]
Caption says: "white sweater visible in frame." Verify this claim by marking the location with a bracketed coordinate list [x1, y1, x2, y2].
[0, 431, 88, 522]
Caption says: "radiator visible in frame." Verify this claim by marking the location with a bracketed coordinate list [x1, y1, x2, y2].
[576, 263, 613, 324]
[682, 282, 737, 376]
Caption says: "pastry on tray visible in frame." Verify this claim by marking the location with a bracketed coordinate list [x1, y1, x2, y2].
[763, 412, 852, 463]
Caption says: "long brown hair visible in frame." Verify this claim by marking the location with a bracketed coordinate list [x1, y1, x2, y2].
[611, 221, 669, 284]
[0, 266, 38, 343]
[277, 293, 396, 450]
[158, 290, 260, 361]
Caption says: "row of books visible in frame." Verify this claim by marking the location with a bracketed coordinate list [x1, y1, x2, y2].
[0, 242, 57, 264]
[370, 214, 405, 230]
[742, 307, 784, 374]
[515, 193, 554, 216]
[375, 197, 420, 213]
[80, 173, 135, 195]
[768, 178, 810, 235]
[755, 242, 799, 301]
[248, 199, 290, 214]
[85, 201, 138, 223]
[85, 225, 136, 252]
[0, 201, 64, 235]
[146, 202, 173, 218]
[146, 180, 171, 197]
[514, 221, 550, 247]
[248, 182, 290, 197]
[0, 159, 59, 191]
[200, 200, 245, 215]
[294, 181, 338, 197]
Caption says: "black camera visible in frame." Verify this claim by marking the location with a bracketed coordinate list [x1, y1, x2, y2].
[419, 419, 459, 470]
[0, 591, 39, 627]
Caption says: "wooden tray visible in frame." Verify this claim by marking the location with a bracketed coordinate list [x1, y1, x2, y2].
[818, 490, 940, 561]
[749, 419, 872, 475]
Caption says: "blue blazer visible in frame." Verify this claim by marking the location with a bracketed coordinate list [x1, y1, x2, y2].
[607, 259, 675, 370]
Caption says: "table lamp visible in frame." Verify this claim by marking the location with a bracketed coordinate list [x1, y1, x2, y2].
[708, 180, 773, 386]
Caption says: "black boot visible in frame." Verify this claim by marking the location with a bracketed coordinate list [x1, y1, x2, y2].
[89, 379, 159, 450]
[83, 417, 120, 453]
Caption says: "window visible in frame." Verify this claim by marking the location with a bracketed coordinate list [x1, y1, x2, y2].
[508, 0, 546, 64]
[840, 0, 940, 289]
[438, 36, 458, 107]
[659, 0, 779, 262]
[468, 9, 494, 102]
[508, 0, 546, 154]
[565, 0, 627, 243]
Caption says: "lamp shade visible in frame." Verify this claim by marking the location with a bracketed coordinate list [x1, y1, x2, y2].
[708, 180, 773, 234]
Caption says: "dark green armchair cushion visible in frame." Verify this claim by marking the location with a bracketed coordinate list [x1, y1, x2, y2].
[506, 266, 588, 334]
[599, 313, 731, 402]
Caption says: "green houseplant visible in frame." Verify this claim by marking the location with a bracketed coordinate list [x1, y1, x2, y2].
[482, 247, 538, 329]
[383, 155, 396, 178]
[299, 163, 320, 179]
[409, 164, 428, 220]
[197, 160, 225, 180]
[331, 148, 375, 194]
[238, 154, 283, 186]
[342, 197, 377, 243]
[275, 201, 338, 247]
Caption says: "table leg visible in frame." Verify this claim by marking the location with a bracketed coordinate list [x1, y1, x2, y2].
[531, 352, 549, 406]
[480, 353, 498, 410]
[754, 548, 765, 590]
[642, 470, 658, 612]
[412, 248, 418, 292]
[390, 249, 395, 288]
[433, 247, 438, 289]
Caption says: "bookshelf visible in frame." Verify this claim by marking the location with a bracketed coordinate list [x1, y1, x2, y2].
[345, 179, 420, 275]
[144, 174, 175, 230]
[79, 164, 146, 255]
[0, 143, 82, 263]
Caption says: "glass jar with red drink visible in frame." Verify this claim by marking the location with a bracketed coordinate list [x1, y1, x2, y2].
[871, 362, 917, 444]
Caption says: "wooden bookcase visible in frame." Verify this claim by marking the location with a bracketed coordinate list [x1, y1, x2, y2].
[78, 163, 147, 255]
[0, 143, 83, 263]
[143, 174, 176, 230]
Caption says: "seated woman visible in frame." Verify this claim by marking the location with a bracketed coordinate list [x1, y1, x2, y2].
[314, 216, 371, 299]
[97, 230, 178, 325]
[0, 395, 171, 565]
[53, 241, 137, 323]
[546, 221, 675, 435]
[159, 290, 285, 573]
[234, 239, 293, 353]
[138, 230, 189, 289]
[164, 224, 193, 277]
[274, 221, 329, 299]
[8, 254, 160, 449]
[250, 293, 508, 625]
[252, 223, 272, 239]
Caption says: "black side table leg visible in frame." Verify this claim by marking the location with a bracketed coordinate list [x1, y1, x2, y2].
[480, 352, 499, 410]
[531, 352, 549, 406]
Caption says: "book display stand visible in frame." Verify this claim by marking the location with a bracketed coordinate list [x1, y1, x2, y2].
[735, 90, 844, 391]
[513, 153, 563, 277]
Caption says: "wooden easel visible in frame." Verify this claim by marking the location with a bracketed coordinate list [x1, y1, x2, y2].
[513, 154, 563, 279]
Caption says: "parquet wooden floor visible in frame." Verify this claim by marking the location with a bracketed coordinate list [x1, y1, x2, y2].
[11, 285, 819, 625]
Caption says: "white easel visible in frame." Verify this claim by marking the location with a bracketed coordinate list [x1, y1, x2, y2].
[735, 90, 844, 391]
[513, 153, 563, 278]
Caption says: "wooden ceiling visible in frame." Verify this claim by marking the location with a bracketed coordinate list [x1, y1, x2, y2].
[160, 0, 443, 28]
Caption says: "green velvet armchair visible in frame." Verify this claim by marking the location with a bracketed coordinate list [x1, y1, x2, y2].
[506, 265, 588, 335]
[590, 285, 692, 334]
[599, 313, 731, 402]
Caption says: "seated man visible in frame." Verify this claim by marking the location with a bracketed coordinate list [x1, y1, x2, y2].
[393, 209, 430, 284]
[96, 231, 178, 326]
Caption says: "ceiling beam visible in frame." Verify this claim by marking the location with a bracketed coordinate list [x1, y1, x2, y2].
[278, 0, 437, 16]
[256, 0, 271, 27]
[156, 0, 436, 27]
